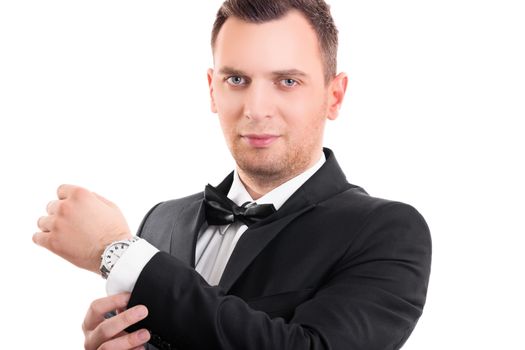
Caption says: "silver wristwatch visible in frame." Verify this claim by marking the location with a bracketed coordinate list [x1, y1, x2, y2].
[100, 236, 140, 279]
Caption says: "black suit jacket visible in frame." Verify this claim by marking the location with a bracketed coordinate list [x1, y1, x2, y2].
[127, 149, 432, 349]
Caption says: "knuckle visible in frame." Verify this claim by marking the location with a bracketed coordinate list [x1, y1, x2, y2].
[97, 343, 108, 350]
[126, 332, 140, 347]
[47, 216, 56, 230]
[90, 299, 104, 316]
[117, 293, 130, 306]
[81, 314, 94, 334]
[51, 217, 61, 232]
[122, 309, 135, 325]
[55, 201, 67, 215]
[84, 332, 94, 350]
[98, 324, 112, 341]
[69, 187, 79, 198]
[71, 186, 88, 199]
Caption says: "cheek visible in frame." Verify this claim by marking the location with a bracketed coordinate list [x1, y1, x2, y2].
[214, 84, 242, 115]
[214, 88, 243, 136]
[279, 90, 328, 136]
[217, 115, 237, 145]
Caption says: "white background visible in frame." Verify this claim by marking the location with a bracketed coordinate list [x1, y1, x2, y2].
[1, 0, 524, 348]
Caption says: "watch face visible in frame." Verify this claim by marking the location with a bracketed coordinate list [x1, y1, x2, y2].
[103, 242, 130, 269]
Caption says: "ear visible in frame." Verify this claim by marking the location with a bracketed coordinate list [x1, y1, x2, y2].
[207, 68, 217, 113]
[326, 72, 348, 121]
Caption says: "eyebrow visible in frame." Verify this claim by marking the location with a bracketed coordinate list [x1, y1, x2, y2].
[218, 66, 309, 78]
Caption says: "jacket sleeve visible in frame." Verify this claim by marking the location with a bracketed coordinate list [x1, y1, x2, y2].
[127, 202, 431, 350]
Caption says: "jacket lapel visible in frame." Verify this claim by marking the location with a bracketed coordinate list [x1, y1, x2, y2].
[219, 148, 356, 292]
[169, 148, 359, 290]
[219, 203, 315, 292]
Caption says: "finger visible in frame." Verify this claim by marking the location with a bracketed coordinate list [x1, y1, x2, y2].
[46, 200, 60, 215]
[83, 293, 131, 332]
[90, 306, 149, 348]
[96, 329, 150, 350]
[37, 215, 53, 232]
[57, 184, 77, 200]
[32, 231, 51, 249]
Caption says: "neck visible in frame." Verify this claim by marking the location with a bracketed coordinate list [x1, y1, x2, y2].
[236, 170, 295, 200]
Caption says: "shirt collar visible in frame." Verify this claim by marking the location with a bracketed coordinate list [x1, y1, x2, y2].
[228, 153, 326, 210]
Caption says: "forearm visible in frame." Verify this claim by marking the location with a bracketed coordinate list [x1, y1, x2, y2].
[127, 253, 325, 349]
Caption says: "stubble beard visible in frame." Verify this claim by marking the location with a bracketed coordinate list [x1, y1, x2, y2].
[232, 137, 317, 190]
[229, 100, 328, 191]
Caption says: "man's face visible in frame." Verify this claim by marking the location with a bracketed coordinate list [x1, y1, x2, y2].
[208, 10, 347, 185]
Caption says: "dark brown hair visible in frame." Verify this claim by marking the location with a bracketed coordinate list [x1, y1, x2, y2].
[211, 0, 339, 83]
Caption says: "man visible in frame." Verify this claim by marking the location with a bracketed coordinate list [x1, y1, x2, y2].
[34, 1, 431, 349]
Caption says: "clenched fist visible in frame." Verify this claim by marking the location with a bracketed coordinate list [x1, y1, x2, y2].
[34, 184, 132, 274]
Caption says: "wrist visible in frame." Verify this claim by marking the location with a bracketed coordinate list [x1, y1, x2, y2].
[100, 237, 141, 279]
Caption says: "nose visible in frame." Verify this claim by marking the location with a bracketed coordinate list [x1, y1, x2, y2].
[243, 81, 274, 120]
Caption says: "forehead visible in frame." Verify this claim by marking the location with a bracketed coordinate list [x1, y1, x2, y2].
[213, 10, 324, 76]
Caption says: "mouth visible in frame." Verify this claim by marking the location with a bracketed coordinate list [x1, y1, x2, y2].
[241, 134, 280, 148]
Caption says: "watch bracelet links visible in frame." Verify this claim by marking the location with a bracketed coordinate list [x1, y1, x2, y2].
[100, 236, 140, 279]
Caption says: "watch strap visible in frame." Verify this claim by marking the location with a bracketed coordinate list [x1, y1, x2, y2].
[100, 236, 140, 279]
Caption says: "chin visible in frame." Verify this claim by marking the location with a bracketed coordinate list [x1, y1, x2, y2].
[234, 150, 286, 178]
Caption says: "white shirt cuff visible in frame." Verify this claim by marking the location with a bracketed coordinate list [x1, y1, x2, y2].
[105, 238, 159, 296]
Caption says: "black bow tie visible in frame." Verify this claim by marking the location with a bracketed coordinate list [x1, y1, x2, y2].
[204, 184, 277, 227]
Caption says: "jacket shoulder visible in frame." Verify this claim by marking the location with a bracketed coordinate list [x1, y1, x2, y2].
[136, 192, 203, 246]
[330, 184, 427, 224]
[316, 184, 431, 252]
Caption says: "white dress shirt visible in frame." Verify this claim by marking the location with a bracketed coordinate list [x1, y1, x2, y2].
[106, 154, 326, 295]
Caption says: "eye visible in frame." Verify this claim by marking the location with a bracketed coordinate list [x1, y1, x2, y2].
[280, 78, 298, 88]
[226, 76, 247, 86]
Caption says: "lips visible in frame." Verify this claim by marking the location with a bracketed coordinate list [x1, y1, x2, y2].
[241, 134, 280, 148]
